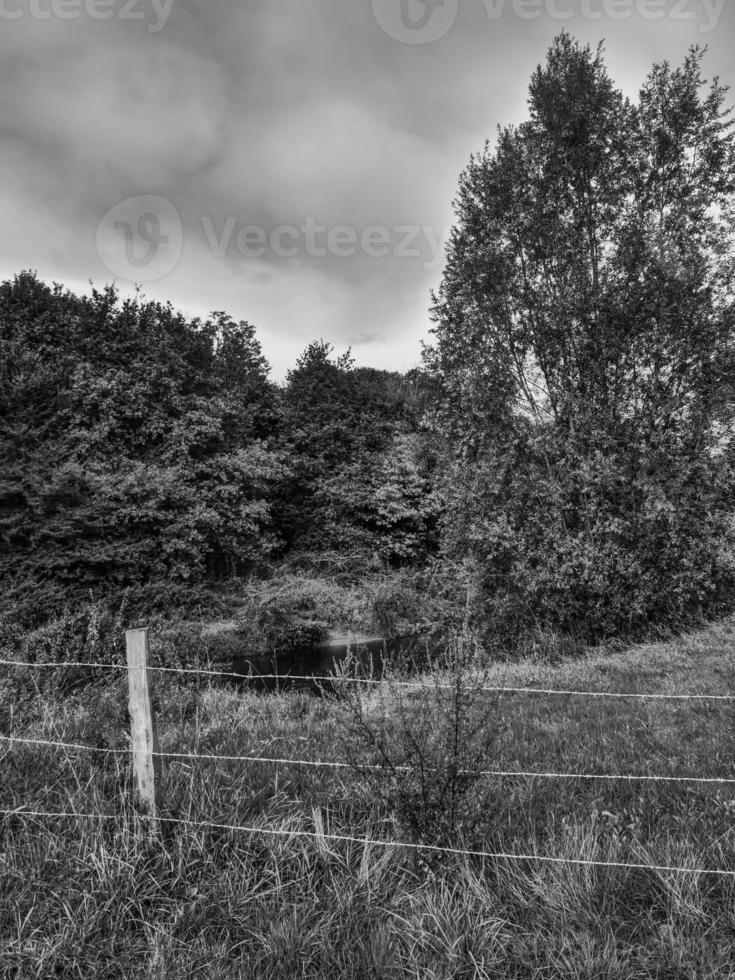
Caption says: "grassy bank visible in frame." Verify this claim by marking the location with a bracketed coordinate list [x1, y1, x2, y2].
[3, 619, 735, 977]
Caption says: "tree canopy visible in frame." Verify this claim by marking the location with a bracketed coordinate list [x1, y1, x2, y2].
[0, 273, 284, 619]
[426, 35, 735, 641]
[0, 276, 436, 623]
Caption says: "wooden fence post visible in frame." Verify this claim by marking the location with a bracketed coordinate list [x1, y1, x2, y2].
[125, 628, 161, 833]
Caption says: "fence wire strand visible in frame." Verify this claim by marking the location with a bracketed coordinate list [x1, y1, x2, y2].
[3, 734, 735, 786]
[1, 806, 734, 878]
[2, 659, 734, 702]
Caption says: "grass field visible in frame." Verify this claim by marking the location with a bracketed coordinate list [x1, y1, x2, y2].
[3, 618, 735, 977]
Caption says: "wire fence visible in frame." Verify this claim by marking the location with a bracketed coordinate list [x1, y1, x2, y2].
[3, 806, 735, 878]
[3, 733, 735, 786]
[3, 649, 735, 878]
[3, 657, 735, 701]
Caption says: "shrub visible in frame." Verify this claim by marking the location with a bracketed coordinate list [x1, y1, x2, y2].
[333, 633, 500, 848]
[234, 575, 348, 655]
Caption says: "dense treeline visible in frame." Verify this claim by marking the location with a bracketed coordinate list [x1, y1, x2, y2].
[3, 36, 735, 650]
[0, 273, 440, 625]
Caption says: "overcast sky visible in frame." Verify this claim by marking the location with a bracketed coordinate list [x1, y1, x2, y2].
[1, 0, 734, 378]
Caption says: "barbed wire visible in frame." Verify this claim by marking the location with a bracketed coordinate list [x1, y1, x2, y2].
[3, 734, 735, 786]
[2, 659, 734, 702]
[1, 806, 734, 877]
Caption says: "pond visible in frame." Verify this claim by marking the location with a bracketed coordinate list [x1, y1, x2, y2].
[230, 632, 442, 694]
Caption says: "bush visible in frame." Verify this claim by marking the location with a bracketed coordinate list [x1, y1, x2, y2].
[445, 439, 735, 649]
[234, 575, 348, 655]
[333, 633, 500, 848]
[0, 598, 131, 704]
[368, 563, 474, 640]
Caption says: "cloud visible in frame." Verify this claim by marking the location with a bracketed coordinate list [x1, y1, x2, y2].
[1, 0, 733, 376]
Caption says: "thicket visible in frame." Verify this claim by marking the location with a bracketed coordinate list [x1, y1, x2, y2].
[0, 274, 285, 624]
[275, 341, 442, 563]
[0, 275, 440, 628]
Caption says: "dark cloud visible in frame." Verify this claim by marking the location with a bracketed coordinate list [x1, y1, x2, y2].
[1, 0, 733, 376]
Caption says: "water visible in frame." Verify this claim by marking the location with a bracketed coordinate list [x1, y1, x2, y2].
[230, 633, 439, 694]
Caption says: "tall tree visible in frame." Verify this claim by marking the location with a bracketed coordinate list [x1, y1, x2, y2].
[426, 35, 735, 641]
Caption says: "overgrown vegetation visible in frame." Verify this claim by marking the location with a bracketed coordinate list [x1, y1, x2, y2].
[0, 274, 283, 623]
[0, 275, 442, 640]
[3, 619, 735, 977]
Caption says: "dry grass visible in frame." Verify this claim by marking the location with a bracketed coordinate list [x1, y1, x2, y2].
[3, 617, 735, 977]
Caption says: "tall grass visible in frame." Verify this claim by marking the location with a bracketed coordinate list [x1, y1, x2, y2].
[3, 620, 735, 976]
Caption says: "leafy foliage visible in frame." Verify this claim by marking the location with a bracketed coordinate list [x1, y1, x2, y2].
[0, 278, 442, 629]
[277, 341, 441, 563]
[0, 273, 283, 621]
[427, 36, 735, 643]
